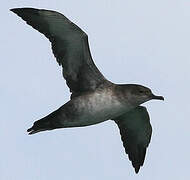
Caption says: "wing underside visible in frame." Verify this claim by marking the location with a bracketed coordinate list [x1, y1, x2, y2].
[114, 106, 152, 173]
[11, 8, 110, 98]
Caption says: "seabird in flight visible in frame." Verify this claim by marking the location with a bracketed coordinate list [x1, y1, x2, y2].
[11, 8, 164, 173]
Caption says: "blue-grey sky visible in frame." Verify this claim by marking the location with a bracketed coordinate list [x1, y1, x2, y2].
[1, 0, 190, 179]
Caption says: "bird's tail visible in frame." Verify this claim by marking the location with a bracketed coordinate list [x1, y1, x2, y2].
[27, 109, 63, 135]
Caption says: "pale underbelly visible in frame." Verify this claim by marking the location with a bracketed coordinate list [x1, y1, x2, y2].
[61, 90, 132, 127]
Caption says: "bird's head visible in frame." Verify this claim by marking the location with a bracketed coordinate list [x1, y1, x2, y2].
[119, 84, 164, 106]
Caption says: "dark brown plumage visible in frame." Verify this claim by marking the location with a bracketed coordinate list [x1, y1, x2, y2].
[11, 8, 164, 173]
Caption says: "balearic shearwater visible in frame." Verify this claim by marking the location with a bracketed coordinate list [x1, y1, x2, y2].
[11, 8, 164, 173]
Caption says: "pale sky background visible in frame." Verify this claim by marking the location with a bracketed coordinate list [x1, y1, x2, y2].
[1, 0, 190, 179]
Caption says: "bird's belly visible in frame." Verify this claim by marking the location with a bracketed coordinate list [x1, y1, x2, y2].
[62, 90, 130, 127]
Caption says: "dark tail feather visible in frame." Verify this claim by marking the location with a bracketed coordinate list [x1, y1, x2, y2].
[27, 109, 63, 135]
[27, 119, 52, 135]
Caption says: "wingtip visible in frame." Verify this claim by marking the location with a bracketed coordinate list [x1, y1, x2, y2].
[135, 167, 140, 174]
[10, 8, 38, 14]
[10, 8, 23, 15]
[10, 8, 17, 13]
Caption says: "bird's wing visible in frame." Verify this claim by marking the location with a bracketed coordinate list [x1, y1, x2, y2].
[113, 106, 152, 173]
[11, 8, 110, 98]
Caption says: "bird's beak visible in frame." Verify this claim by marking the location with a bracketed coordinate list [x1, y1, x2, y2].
[151, 94, 164, 101]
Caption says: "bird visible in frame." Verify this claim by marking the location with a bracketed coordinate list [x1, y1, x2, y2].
[11, 7, 164, 173]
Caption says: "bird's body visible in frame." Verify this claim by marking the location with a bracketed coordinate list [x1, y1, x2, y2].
[61, 85, 125, 127]
[29, 84, 146, 133]
[11, 7, 164, 173]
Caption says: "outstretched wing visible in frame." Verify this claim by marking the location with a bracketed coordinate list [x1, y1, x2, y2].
[11, 8, 110, 98]
[114, 106, 152, 173]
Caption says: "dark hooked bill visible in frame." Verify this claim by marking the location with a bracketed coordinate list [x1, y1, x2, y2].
[151, 94, 164, 100]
